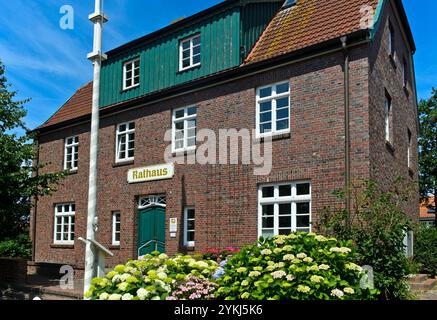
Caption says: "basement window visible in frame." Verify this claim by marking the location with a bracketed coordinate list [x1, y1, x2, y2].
[54, 203, 75, 245]
[123, 58, 140, 90]
[179, 34, 201, 71]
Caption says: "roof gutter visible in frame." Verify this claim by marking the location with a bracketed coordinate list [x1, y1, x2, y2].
[35, 29, 371, 135]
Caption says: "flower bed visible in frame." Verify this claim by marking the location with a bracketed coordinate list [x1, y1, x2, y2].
[215, 233, 379, 300]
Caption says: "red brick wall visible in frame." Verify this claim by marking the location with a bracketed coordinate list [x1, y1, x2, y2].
[33, 41, 415, 272]
[368, 1, 419, 219]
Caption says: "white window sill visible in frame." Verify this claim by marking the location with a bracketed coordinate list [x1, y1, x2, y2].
[172, 147, 196, 155]
[179, 63, 201, 73]
[115, 158, 135, 164]
[122, 84, 140, 92]
[255, 130, 290, 141]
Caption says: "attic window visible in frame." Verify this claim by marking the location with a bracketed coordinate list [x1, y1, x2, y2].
[282, 0, 297, 9]
[123, 58, 140, 90]
[179, 34, 201, 71]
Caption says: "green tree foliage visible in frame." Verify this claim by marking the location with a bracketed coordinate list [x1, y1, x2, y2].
[0, 59, 65, 242]
[418, 89, 437, 201]
[316, 179, 415, 300]
[414, 225, 437, 277]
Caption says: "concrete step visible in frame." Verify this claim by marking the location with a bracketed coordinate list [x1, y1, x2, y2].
[410, 278, 437, 291]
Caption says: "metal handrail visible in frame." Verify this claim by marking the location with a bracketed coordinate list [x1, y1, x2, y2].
[137, 239, 165, 257]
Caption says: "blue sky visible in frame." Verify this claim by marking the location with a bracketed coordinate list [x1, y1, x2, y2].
[0, 0, 435, 130]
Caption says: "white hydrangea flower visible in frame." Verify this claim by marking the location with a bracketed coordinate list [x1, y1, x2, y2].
[344, 287, 355, 295]
[303, 257, 313, 263]
[157, 272, 167, 280]
[273, 248, 283, 254]
[108, 294, 122, 301]
[318, 264, 330, 270]
[297, 285, 311, 293]
[296, 253, 307, 259]
[122, 293, 134, 300]
[345, 263, 363, 272]
[241, 280, 249, 286]
[249, 271, 261, 277]
[271, 270, 286, 279]
[118, 282, 129, 291]
[310, 275, 324, 283]
[283, 254, 295, 261]
[236, 267, 247, 273]
[151, 296, 161, 300]
[261, 249, 272, 255]
[137, 288, 150, 300]
[99, 292, 109, 300]
[339, 247, 352, 254]
[286, 275, 295, 281]
[283, 245, 293, 251]
[315, 235, 328, 242]
[330, 289, 344, 298]
[306, 265, 319, 272]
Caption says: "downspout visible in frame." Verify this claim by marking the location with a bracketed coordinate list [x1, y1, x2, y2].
[341, 36, 351, 220]
[32, 138, 40, 262]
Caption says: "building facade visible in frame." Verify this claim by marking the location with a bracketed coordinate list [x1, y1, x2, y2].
[31, 0, 419, 275]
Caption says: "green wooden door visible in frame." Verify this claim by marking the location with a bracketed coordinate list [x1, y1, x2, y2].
[137, 207, 166, 256]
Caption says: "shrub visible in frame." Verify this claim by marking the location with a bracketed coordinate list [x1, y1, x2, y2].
[202, 247, 240, 262]
[414, 225, 437, 277]
[317, 179, 415, 300]
[85, 252, 218, 300]
[167, 276, 218, 300]
[215, 233, 379, 300]
[0, 233, 32, 258]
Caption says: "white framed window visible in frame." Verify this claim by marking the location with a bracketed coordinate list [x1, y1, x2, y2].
[258, 182, 311, 238]
[184, 207, 195, 247]
[256, 81, 290, 138]
[172, 106, 197, 152]
[112, 211, 121, 246]
[54, 203, 75, 245]
[116, 122, 135, 163]
[384, 93, 392, 143]
[407, 129, 412, 168]
[179, 34, 201, 71]
[64, 136, 79, 171]
[123, 58, 140, 90]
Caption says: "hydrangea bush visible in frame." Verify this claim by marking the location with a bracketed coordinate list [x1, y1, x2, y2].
[214, 233, 380, 300]
[167, 276, 218, 300]
[85, 252, 218, 300]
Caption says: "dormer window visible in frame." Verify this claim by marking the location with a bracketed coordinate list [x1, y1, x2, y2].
[179, 34, 201, 71]
[123, 58, 140, 90]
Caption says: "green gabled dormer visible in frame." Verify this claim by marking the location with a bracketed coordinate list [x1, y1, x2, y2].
[99, 0, 283, 107]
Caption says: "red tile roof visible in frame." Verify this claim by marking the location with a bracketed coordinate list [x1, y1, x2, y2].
[245, 0, 379, 64]
[38, 82, 93, 129]
[38, 0, 381, 130]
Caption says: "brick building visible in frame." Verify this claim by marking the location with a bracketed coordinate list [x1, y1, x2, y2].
[31, 0, 419, 275]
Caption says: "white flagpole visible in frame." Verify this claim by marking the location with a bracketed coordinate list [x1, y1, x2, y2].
[84, 0, 108, 298]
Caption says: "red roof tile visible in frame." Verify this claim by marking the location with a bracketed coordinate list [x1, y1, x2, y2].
[245, 0, 379, 64]
[38, 82, 93, 129]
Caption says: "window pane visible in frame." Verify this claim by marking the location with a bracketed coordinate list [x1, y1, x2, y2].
[175, 109, 185, 119]
[260, 112, 272, 123]
[259, 87, 272, 98]
[260, 101, 272, 112]
[262, 217, 274, 228]
[192, 36, 200, 46]
[183, 59, 190, 68]
[279, 203, 291, 215]
[187, 137, 196, 147]
[175, 140, 184, 150]
[183, 50, 190, 59]
[297, 202, 310, 215]
[276, 97, 289, 109]
[279, 216, 291, 228]
[262, 187, 274, 198]
[260, 123, 272, 134]
[193, 46, 200, 56]
[297, 215, 310, 228]
[262, 229, 274, 238]
[187, 128, 196, 139]
[187, 231, 195, 242]
[119, 124, 126, 132]
[193, 55, 201, 65]
[175, 121, 184, 130]
[296, 183, 310, 195]
[276, 82, 289, 94]
[279, 229, 292, 236]
[279, 185, 291, 197]
[187, 119, 196, 129]
[187, 220, 195, 230]
[182, 41, 190, 50]
[276, 119, 289, 131]
[276, 108, 289, 120]
[262, 204, 274, 216]
[128, 149, 134, 158]
[71, 204, 75, 212]
[187, 106, 197, 116]
[64, 205, 70, 212]
[187, 209, 195, 219]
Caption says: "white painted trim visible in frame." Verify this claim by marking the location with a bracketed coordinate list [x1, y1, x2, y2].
[112, 211, 121, 246]
[257, 182, 312, 238]
[172, 106, 197, 153]
[122, 58, 140, 91]
[183, 207, 195, 247]
[115, 121, 135, 163]
[255, 81, 291, 139]
[179, 34, 201, 72]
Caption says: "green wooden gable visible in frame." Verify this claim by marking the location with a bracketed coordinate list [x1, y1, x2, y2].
[99, 0, 282, 107]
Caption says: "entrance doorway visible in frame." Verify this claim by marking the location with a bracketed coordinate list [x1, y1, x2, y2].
[137, 195, 166, 257]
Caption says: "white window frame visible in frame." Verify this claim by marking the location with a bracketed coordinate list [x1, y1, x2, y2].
[172, 106, 197, 153]
[54, 203, 75, 245]
[384, 94, 392, 143]
[179, 34, 201, 71]
[112, 211, 121, 246]
[258, 182, 312, 238]
[123, 58, 140, 90]
[64, 136, 79, 171]
[115, 122, 135, 163]
[256, 81, 291, 139]
[184, 207, 195, 247]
